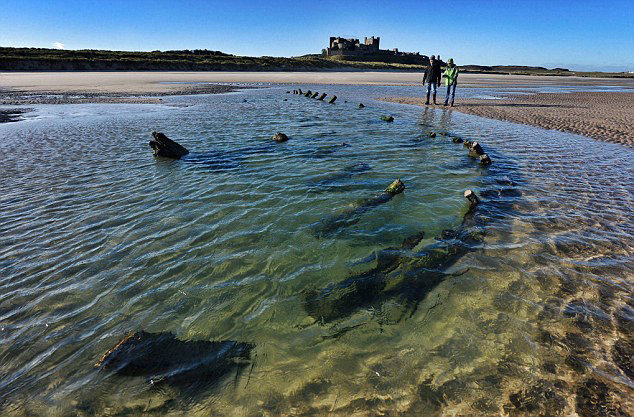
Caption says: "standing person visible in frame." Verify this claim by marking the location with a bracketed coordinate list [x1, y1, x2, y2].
[442, 58, 459, 107]
[422, 55, 442, 105]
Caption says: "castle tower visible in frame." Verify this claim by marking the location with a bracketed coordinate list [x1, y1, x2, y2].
[364, 36, 380, 51]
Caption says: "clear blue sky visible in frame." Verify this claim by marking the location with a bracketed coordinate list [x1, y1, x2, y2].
[1, 0, 633, 71]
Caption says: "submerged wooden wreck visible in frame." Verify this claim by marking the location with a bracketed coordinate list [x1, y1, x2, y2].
[95, 331, 253, 386]
[305, 190, 485, 323]
[312, 179, 405, 238]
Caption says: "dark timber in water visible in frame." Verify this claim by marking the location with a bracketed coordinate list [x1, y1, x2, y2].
[95, 331, 253, 386]
[312, 179, 405, 238]
[305, 190, 485, 323]
[149, 131, 190, 159]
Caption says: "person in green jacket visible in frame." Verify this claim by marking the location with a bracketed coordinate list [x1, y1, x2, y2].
[442, 58, 459, 107]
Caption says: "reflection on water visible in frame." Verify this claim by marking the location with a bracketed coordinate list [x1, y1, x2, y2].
[1, 85, 633, 416]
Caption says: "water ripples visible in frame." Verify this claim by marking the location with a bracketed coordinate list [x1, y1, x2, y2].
[1, 86, 633, 415]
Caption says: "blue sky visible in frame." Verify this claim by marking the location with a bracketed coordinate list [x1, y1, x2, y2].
[1, 0, 633, 71]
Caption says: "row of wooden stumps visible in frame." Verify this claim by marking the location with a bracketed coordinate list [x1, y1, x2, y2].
[463, 140, 492, 165]
[291, 88, 337, 104]
[424, 131, 492, 166]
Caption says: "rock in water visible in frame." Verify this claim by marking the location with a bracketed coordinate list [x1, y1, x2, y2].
[452, 137, 464, 143]
[95, 331, 253, 386]
[149, 131, 189, 159]
[311, 92, 319, 98]
[318, 93, 327, 101]
[429, 132, 437, 138]
[381, 116, 395, 122]
[358, 103, 365, 108]
[272, 132, 289, 143]
[328, 96, 337, 104]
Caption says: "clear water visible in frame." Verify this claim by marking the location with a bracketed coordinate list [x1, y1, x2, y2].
[1, 85, 633, 416]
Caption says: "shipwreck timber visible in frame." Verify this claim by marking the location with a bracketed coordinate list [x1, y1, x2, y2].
[95, 331, 253, 386]
[312, 179, 405, 238]
[305, 190, 486, 323]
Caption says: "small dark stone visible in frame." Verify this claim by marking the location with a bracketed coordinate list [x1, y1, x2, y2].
[612, 338, 634, 380]
[566, 354, 588, 373]
[509, 391, 538, 412]
[565, 332, 593, 354]
[358, 103, 365, 108]
[381, 116, 394, 122]
[328, 95, 337, 104]
[472, 397, 499, 413]
[418, 378, 446, 411]
[508, 380, 567, 416]
[429, 132, 437, 138]
[452, 137, 464, 143]
[543, 362, 557, 374]
[575, 378, 622, 417]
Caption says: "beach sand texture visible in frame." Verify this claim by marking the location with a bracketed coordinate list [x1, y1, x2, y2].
[380, 92, 634, 147]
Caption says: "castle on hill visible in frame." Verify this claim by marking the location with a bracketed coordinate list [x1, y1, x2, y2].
[326, 36, 427, 64]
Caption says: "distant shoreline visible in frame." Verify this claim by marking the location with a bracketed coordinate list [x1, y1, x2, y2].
[3, 71, 634, 96]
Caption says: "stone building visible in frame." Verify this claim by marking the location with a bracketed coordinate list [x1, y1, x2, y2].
[326, 35, 427, 65]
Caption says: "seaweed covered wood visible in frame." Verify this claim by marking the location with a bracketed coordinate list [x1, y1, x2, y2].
[149, 131, 189, 159]
[312, 179, 405, 237]
[95, 331, 253, 385]
[305, 190, 484, 323]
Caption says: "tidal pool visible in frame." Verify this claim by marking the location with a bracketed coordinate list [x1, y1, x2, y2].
[1, 85, 632, 416]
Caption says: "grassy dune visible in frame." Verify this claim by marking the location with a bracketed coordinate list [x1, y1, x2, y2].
[1, 47, 631, 78]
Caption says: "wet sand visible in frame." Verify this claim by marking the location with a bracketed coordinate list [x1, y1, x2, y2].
[2, 71, 634, 93]
[2, 71, 634, 146]
[380, 92, 634, 147]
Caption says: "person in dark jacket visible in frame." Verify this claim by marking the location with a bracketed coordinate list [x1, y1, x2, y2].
[422, 55, 442, 105]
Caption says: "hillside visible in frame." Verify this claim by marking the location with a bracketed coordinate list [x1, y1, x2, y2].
[0, 47, 423, 71]
[0, 47, 631, 78]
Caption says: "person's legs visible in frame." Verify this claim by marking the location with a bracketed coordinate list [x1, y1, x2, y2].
[425, 82, 431, 104]
[444, 84, 450, 106]
[450, 83, 457, 106]
[432, 82, 438, 105]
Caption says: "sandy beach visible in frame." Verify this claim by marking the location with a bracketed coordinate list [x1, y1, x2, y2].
[2, 71, 634, 92]
[2, 71, 634, 146]
[380, 92, 634, 147]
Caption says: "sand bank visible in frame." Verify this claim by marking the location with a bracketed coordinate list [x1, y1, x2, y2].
[380, 92, 634, 147]
[2, 71, 634, 147]
[2, 71, 634, 94]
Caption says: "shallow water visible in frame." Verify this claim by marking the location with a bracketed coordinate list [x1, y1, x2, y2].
[1, 85, 633, 416]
